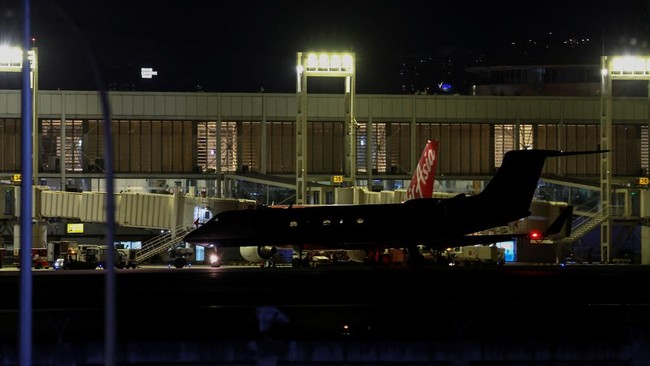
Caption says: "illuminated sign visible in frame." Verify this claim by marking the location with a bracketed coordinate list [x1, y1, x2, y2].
[11, 174, 21, 183]
[636, 177, 649, 185]
[332, 175, 343, 184]
[67, 223, 84, 234]
[141, 67, 158, 79]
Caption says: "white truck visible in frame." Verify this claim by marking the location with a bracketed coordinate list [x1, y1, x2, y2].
[447, 245, 505, 266]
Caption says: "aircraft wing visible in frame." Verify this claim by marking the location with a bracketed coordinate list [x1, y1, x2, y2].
[427, 203, 575, 248]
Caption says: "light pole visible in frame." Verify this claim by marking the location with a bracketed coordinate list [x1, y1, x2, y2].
[602, 55, 650, 265]
[295, 52, 355, 204]
[0, 45, 38, 183]
[0, 38, 37, 366]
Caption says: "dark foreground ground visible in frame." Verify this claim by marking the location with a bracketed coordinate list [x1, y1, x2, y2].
[0, 263, 649, 365]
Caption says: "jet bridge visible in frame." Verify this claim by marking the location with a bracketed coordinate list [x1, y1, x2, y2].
[0, 185, 257, 263]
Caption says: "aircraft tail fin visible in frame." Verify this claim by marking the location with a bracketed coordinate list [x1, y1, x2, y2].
[405, 140, 439, 200]
[544, 204, 574, 238]
[479, 149, 607, 221]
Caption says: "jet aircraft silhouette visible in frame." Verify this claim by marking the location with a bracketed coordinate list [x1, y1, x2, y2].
[184, 149, 604, 266]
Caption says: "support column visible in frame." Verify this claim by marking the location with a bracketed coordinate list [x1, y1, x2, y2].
[344, 75, 356, 186]
[32, 47, 39, 184]
[600, 55, 613, 263]
[410, 97, 417, 178]
[60, 93, 66, 189]
[215, 105, 222, 198]
[642, 226, 650, 265]
[260, 95, 267, 175]
[296, 53, 308, 205]
[365, 117, 372, 189]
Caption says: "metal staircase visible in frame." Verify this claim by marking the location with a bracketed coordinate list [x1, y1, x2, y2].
[135, 223, 196, 264]
[555, 206, 608, 246]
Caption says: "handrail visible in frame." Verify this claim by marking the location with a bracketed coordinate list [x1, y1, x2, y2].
[135, 222, 196, 263]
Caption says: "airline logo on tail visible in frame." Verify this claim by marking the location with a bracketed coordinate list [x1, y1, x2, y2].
[405, 140, 438, 200]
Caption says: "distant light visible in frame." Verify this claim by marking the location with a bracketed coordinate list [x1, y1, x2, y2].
[529, 230, 542, 240]
[438, 82, 452, 93]
[141, 67, 158, 79]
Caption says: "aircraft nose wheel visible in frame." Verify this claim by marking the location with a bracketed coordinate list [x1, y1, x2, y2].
[172, 257, 187, 268]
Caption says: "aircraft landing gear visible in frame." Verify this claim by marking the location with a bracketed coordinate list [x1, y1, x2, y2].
[406, 246, 426, 265]
[291, 257, 311, 268]
[172, 257, 187, 268]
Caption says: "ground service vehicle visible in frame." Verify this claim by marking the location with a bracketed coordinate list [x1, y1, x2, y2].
[32, 248, 49, 269]
[15, 248, 50, 269]
[447, 245, 505, 266]
[116, 247, 138, 269]
[50, 242, 139, 270]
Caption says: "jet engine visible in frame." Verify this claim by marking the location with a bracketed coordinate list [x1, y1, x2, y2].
[240, 246, 277, 262]
[345, 249, 367, 262]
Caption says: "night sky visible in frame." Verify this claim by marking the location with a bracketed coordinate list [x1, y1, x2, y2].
[1, 0, 650, 94]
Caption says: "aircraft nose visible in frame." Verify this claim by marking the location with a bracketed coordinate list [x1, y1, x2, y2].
[183, 226, 204, 243]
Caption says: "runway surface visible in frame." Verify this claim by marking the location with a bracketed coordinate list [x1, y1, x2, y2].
[1, 263, 650, 364]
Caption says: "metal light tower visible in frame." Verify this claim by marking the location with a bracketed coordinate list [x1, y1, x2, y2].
[0, 46, 38, 182]
[601, 55, 650, 265]
[600, 56, 613, 263]
[600, 55, 650, 263]
[295, 52, 355, 204]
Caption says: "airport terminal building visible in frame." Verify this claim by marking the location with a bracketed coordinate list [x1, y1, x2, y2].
[0, 90, 644, 191]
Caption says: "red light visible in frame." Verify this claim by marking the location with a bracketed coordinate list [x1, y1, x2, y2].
[529, 230, 542, 240]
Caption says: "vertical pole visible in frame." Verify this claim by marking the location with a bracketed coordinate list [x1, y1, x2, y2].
[216, 95, 222, 197]
[410, 96, 417, 186]
[32, 47, 38, 184]
[366, 116, 372, 189]
[261, 94, 267, 175]
[60, 92, 66, 188]
[345, 71, 356, 186]
[296, 52, 307, 205]
[600, 56, 612, 263]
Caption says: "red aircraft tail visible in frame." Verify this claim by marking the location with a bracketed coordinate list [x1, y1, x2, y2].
[405, 140, 439, 200]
